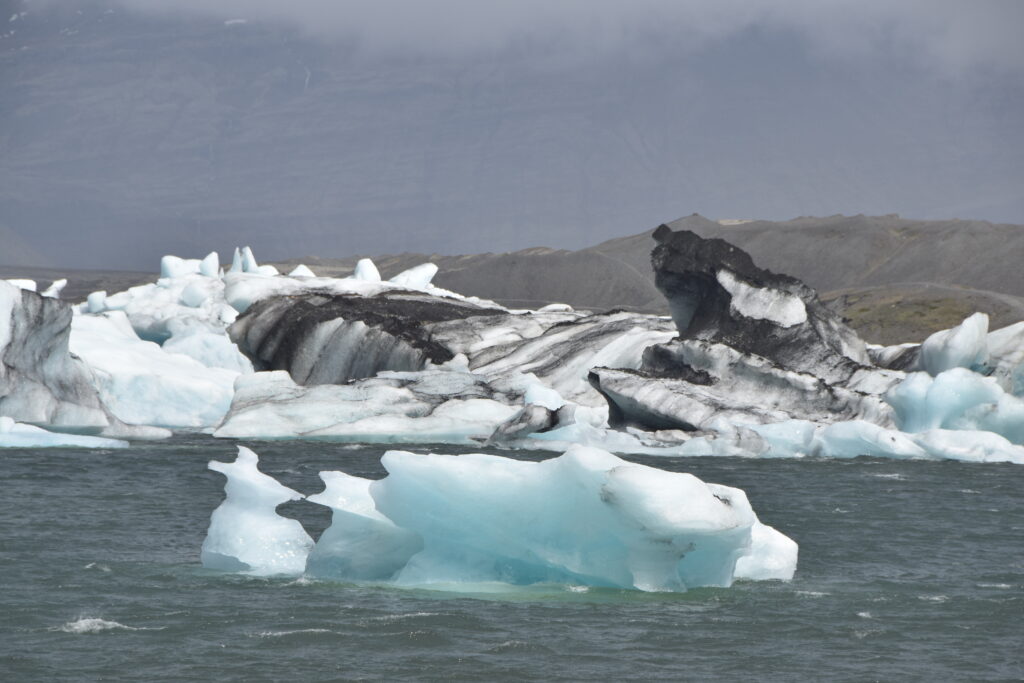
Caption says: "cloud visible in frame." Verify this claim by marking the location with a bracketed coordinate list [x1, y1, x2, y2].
[93, 0, 1024, 73]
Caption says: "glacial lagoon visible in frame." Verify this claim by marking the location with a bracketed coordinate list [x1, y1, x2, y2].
[2, 436, 1021, 681]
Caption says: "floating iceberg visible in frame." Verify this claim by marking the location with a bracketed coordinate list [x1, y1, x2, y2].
[202, 445, 797, 591]
[201, 446, 313, 575]
[0, 280, 163, 439]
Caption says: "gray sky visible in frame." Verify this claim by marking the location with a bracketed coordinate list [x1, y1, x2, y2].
[2, 0, 1022, 268]
[101, 0, 1024, 73]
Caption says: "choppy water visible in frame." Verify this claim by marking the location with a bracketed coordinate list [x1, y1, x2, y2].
[2, 436, 1022, 681]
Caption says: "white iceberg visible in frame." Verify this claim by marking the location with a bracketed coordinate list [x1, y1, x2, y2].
[70, 311, 240, 428]
[919, 312, 989, 376]
[201, 446, 313, 575]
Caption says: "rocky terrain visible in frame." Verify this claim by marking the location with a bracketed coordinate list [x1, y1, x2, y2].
[4, 213, 1022, 344]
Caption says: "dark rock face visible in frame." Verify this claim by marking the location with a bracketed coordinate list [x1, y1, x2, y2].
[230, 291, 505, 385]
[651, 224, 870, 384]
[590, 227, 902, 432]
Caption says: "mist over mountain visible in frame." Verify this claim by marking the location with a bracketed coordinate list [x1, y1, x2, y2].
[2, 0, 1022, 269]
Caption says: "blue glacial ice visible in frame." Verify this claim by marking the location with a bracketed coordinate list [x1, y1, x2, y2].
[202, 445, 797, 591]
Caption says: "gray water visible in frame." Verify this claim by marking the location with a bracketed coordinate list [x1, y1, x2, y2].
[2, 436, 1022, 681]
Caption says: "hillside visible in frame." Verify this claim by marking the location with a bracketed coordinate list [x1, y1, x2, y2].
[4, 213, 1022, 344]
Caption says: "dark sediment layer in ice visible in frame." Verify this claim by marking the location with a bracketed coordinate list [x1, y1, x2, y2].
[0, 281, 160, 437]
[590, 226, 902, 432]
[229, 291, 506, 385]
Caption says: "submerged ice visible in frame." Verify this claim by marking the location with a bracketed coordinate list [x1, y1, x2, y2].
[202, 445, 797, 591]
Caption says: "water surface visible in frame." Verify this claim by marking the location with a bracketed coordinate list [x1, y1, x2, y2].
[2, 436, 1021, 681]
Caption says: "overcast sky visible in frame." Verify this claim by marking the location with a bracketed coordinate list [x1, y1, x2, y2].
[99, 0, 1024, 73]
[2, 0, 1022, 268]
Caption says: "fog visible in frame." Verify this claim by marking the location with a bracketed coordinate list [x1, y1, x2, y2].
[2, 0, 1022, 268]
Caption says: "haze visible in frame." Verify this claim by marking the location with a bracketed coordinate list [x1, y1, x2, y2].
[2, 0, 1022, 268]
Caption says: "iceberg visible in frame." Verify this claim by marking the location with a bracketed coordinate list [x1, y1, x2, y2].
[203, 445, 797, 591]
[214, 369, 518, 443]
[70, 312, 240, 428]
[353, 446, 786, 591]
[201, 446, 313, 575]
[389, 263, 439, 289]
[886, 367, 1024, 443]
[7, 234, 1021, 465]
[919, 312, 989, 376]
[0, 416, 128, 449]
[0, 280, 162, 439]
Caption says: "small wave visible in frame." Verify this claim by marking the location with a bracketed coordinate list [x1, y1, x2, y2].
[565, 585, 589, 594]
[285, 576, 318, 587]
[976, 582, 1012, 590]
[364, 612, 441, 624]
[959, 489, 981, 494]
[870, 473, 905, 480]
[56, 618, 160, 634]
[795, 590, 829, 598]
[856, 611, 872, 619]
[486, 639, 554, 654]
[83, 562, 112, 573]
[917, 594, 949, 602]
[253, 628, 336, 638]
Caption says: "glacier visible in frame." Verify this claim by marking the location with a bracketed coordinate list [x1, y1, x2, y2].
[202, 445, 797, 591]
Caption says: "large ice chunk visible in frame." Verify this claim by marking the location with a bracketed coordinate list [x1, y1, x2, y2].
[309, 445, 797, 591]
[920, 312, 989, 376]
[987, 321, 1024, 396]
[305, 471, 424, 581]
[70, 312, 240, 428]
[389, 263, 438, 289]
[201, 446, 313, 575]
[352, 258, 381, 282]
[214, 370, 518, 443]
[886, 368, 1024, 443]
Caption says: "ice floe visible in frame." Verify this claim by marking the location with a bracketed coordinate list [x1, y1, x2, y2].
[0, 416, 128, 448]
